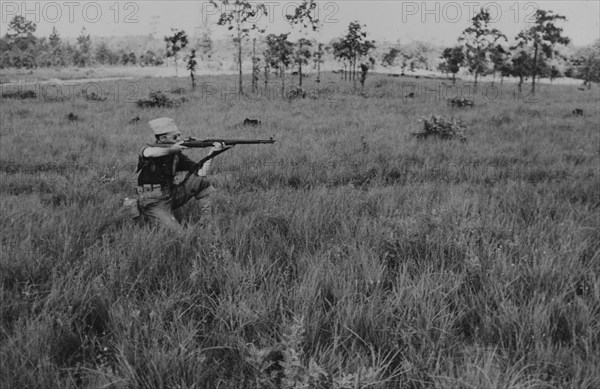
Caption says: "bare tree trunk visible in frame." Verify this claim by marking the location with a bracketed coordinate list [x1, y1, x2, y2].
[252, 38, 256, 94]
[298, 40, 303, 87]
[518, 77, 523, 93]
[352, 54, 356, 82]
[264, 63, 269, 90]
[531, 43, 538, 94]
[317, 56, 321, 83]
[280, 65, 285, 98]
[237, 26, 243, 95]
[353, 52, 357, 92]
[349, 58, 352, 81]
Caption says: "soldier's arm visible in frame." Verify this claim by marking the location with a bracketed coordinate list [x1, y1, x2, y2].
[142, 143, 187, 158]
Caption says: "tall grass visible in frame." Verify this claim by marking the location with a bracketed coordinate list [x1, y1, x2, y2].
[1, 72, 599, 388]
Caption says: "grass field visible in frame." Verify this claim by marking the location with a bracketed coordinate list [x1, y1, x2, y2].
[1, 71, 599, 388]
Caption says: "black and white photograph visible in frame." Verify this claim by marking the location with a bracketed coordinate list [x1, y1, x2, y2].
[1, 0, 599, 387]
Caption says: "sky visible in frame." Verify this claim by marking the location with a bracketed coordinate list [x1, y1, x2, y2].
[1, 1, 598, 47]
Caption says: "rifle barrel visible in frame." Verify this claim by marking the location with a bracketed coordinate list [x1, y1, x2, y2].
[182, 138, 276, 147]
[205, 138, 276, 144]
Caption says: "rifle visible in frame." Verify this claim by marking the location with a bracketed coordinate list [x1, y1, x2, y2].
[153, 137, 276, 183]
[180, 137, 276, 148]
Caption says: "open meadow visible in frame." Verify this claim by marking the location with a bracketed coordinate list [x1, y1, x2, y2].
[1, 71, 599, 388]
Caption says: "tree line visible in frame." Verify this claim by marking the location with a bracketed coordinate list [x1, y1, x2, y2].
[429, 9, 599, 92]
[171, 0, 377, 95]
[2, 1, 598, 94]
[0, 17, 166, 69]
[207, 0, 376, 94]
[0, 0, 377, 95]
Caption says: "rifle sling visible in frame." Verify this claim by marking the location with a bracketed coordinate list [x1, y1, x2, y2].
[181, 147, 231, 184]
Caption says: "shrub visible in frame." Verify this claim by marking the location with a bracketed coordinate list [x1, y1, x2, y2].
[170, 87, 186, 94]
[447, 96, 474, 108]
[136, 91, 187, 108]
[2, 90, 37, 99]
[287, 86, 307, 101]
[413, 114, 468, 142]
[83, 91, 107, 102]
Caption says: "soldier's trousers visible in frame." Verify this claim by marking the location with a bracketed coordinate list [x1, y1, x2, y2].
[132, 175, 215, 230]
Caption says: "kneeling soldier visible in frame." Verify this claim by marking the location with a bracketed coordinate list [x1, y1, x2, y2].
[126, 117, 228, 229]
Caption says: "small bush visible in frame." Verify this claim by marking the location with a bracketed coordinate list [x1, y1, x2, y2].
[136, 91, 187, 108]
[287, 86, 307, 100]
[2, 90, 37, 99]
[413, 114, 468, 142]
[83, 91, 107, 102]
[67, 112, 79, 122]
[170, 87, 186, 94]
[447, 96, 474, 108]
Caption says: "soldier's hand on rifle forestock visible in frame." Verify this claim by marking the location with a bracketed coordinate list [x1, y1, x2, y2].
[210, 142, 232, 154]
[212, 142, 226, 151]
